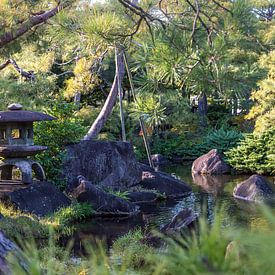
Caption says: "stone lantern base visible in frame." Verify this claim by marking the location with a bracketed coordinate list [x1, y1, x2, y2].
[0, 158, 45, 184]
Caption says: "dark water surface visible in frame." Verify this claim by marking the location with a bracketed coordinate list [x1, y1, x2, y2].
[71, 163, 275, 252]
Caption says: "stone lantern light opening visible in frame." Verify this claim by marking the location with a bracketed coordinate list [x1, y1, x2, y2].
[0, 103, 56, 184]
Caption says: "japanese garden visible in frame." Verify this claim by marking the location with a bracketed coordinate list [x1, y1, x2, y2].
[0, 0, 274, 274]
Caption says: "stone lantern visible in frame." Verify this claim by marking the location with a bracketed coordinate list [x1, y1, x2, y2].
[0, 103, 56, 184]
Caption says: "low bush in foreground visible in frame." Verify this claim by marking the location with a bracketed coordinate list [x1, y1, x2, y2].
[6, 207, 275, 275]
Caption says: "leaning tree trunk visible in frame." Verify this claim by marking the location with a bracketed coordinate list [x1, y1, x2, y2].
[198, 92, 208, 128]
[83, 48, 125, 140]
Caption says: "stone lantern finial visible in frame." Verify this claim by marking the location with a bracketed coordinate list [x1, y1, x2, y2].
[8, 103, 23, 111]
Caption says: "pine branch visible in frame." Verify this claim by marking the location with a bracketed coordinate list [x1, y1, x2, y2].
[0, 1, 71, 48]
[0, 59, 35, 80]
[118, 0, 166, 29]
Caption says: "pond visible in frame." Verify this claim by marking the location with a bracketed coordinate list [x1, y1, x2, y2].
[71, 163, 275, 252]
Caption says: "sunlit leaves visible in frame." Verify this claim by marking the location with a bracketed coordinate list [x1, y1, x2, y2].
[246, 51, 275, 133]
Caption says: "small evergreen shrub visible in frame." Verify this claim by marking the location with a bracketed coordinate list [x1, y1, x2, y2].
[225, 127, 275, 175]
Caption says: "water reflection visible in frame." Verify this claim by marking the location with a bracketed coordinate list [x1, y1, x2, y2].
[192, 173, 231, 195]
[71, 164, 274, 252]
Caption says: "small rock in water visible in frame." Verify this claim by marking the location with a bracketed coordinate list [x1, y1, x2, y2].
[233, 175, 273, 202]
[161, 208, 198, 234]
[139, 164, 191, 198]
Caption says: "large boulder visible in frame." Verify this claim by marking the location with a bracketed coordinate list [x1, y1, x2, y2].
[233, 175, 273, 202]
[4, 182, 71, 217]
[62, 140, 141, 190]
[192, 149, 231, 175]
[68, 176, 139, 216]
[139, 164, 192, 198]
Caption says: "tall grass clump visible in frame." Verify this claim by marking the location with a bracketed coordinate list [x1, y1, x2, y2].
[112, 229, 154, 271]
[6, 207, 275, 275]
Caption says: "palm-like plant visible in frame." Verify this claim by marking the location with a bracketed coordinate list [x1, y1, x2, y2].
[130, 96, 167, 134]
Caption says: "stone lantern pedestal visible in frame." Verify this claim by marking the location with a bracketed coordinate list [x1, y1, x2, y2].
[0, 103, 56, 184]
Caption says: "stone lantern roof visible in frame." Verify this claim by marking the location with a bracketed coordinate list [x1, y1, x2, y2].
[0, 103, 56, 123]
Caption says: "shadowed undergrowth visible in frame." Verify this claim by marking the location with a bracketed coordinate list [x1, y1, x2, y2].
[4, 206, 275, 274]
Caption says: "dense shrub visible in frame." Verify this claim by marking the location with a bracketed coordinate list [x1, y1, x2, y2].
[225, 127, 275, 175]
[34, 101, 87, 189]
[151, 128, 243, 160]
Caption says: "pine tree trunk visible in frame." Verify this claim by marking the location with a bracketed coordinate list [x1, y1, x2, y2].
[74, 91, 81, 107]
[83, 48, 125, 140]
[198, 92, 208, 127]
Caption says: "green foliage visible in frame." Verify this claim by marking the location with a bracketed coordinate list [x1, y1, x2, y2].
[0, 216, 49, 241]
[130, 95, 167, 132]
[112, 229, 154, 270]
[7, 234, 87, 275]
[49, 202, 94, 226]
[34, 101, 87, 189]
[7, 207, 275, 274]
[104, 189, 130, 200]
[151, 128, 243, 159]
[0, 75, 57, 111]
[226, 127, 275, 175]
[0, 202, 50, 240]
[207, 103, 232, 128]
[153, 214, 231, 274]
[246, 51, 275, 133]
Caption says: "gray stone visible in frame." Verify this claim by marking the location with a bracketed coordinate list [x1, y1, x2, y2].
[192, 149, 231, 175]
[233, 175, 273, 202]
[62, 140, 142, 190]
[151, 154, 169, 165]
[67, 176, 139, 216]
[0, 158, 45, 184]
[4, 181, 71, 216]
[139, 164, 191, 198]
[127, 191, 158, 203]
[142, 208, 198, 248]
[0, 231, 18, 274]
[161, 208, 198, 234]
[8, 103, 23, 110]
